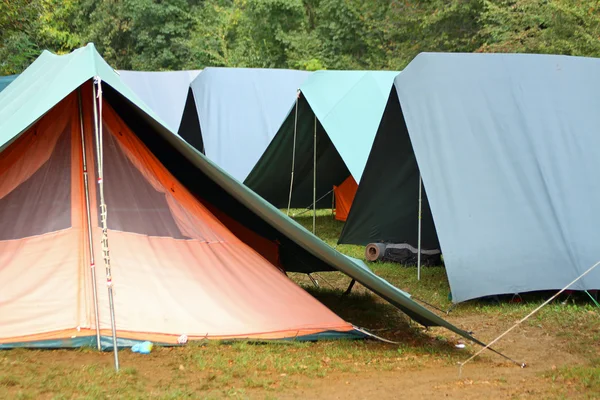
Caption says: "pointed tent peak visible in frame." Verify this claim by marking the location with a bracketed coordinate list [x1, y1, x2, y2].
[300, 70, 400, 117]
[0, 44, 174, 151]
[296, 70, 400, 182]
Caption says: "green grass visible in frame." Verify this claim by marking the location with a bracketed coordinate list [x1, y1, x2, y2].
[1, 208, 598, 399]
[545, 362, 600, 399]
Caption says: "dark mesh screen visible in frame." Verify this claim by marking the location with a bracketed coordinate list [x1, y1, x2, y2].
[0, 129, 72, 240]
[99, 126, 187, 239]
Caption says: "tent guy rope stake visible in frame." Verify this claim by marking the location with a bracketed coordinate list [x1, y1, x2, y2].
[458, 259, 600, 376]
[77, 88, 102, 350]
[286, 91, 300, 216]
[93, 77, 120, 371]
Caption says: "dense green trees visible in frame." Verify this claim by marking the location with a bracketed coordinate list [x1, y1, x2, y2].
[1, 0, 600, 74]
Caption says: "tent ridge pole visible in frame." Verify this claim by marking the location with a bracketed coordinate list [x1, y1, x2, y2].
[78, 88, 102, 350]
[417, 174, 422, 281]
[313, 115, 316, 234]
[92, 77, 120, 371]
[286, 91, 300, 216]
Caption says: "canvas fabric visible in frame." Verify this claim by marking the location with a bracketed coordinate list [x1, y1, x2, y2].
[0, 85, 355, 345]
[333, 176, 358, 222]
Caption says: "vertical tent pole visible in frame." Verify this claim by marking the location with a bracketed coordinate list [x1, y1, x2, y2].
[286, 91, 300, 216]
[92, 77, 120, 371]
[312, 115, 317, 235]
[417, 174, 423, 281]
[331, 187, 335, 218]
[77, 88, 102, 351]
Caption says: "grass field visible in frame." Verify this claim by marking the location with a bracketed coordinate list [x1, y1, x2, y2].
[1, 209, 599, 399]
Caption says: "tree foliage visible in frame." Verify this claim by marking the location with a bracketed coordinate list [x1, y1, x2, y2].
[1, 0, 600, 74]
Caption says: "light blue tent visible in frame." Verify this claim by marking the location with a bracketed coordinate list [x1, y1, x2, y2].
[183, 67, 311, 182]
[343, 52, 600, 302]
[0, 74, 19, 93]
[118, 70, 201, 133]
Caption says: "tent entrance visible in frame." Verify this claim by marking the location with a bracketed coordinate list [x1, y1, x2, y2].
[339, 91, 441, 252]
[245, 95, 351, 210]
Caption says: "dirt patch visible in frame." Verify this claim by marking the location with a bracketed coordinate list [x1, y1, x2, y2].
[278, 315, 587, 400]
[1, 312, 593, 399]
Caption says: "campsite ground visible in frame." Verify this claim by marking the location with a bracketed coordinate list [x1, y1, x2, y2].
[1, 210, 599, 399]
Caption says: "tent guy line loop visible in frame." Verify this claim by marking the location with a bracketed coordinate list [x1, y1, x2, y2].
[458, 259, 600, 376]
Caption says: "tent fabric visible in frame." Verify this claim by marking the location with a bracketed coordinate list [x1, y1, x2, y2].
[333, 176, 358, 222]
[301, 70, 400, 182]
[118, 70, 201, 133]
[0, 74, 18, 93]
[245, 70, 399, 208]
[349, 52, 600, 303]
[339, 91, 439, 249]
[0, 44, 485, 348]
[1, 85, 355, 346]
[396, 52, 600, 302]
[0, 44, 167, 151]
[186, 67, 310, 181]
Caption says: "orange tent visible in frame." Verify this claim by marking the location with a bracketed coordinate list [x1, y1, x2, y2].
[0, 83, 358, 348]
[333, 176, 358, 221]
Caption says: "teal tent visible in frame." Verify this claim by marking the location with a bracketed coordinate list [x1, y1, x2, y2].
[245, 70, 400, 209]
[0, 45, 486, 347]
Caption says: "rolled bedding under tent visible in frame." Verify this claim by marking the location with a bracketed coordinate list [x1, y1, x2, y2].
[365, 243, 441, 266]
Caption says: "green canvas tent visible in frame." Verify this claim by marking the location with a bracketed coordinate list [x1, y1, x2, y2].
[338, 90, 439, 249]
[0, 46, 486, 354]
[244, 70, 400, 210]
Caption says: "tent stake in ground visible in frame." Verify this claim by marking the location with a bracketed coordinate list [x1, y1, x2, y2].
[92, 77, 120, 371]
[78, 88, 102, 350]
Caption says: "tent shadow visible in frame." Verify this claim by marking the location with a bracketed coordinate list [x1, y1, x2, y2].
[304, 286, 460, 355]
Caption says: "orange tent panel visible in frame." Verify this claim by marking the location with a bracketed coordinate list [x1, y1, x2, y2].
[333, 176, 358, 222]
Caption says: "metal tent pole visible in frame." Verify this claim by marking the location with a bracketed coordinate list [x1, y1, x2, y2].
[77, 88, 102, 351]
[312, 115, 317, 235]
[286, 91, 300, 216]
[92, 77, 120, 371]
[417, 174, 423, 281]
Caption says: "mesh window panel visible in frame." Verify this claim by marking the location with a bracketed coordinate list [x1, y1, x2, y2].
[0, 129, 72, 240]
[99, 125, 188, 239]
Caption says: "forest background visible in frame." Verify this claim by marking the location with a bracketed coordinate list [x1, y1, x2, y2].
[1, 0, 600, 74]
